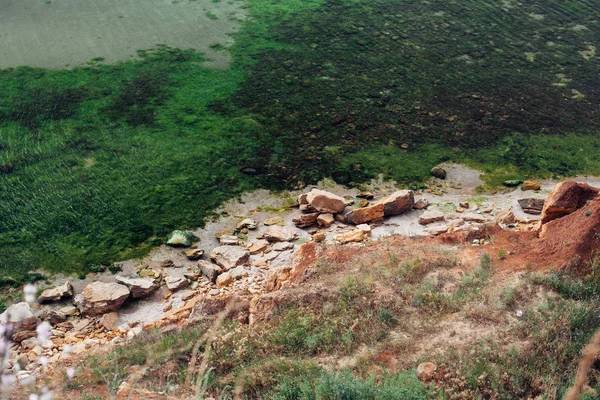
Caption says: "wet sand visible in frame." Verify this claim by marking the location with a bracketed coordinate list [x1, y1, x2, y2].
[0, 0, 246, 69]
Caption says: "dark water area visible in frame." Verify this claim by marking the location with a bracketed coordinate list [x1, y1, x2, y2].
[0, 0, 599, 285]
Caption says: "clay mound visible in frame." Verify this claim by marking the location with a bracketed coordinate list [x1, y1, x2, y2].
[538, 194, 600, 270]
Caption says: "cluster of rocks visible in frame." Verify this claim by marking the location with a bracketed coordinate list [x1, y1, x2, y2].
[293, 188, 415, 243]
[0, 177, 573, 387]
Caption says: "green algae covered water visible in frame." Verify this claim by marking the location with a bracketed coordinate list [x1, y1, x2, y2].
[0, 0, 599, 285]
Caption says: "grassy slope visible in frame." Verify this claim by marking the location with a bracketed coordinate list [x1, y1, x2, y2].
[1, 0, 600, 283]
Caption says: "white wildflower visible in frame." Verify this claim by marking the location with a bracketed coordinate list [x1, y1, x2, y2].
[66, 367, 76, 379]
[36, 322, 52, 343]
[516, 310, 523, 317]
[24, 284, 37, 303]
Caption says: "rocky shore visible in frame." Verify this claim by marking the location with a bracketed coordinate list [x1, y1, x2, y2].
[2, 163, 600, 395]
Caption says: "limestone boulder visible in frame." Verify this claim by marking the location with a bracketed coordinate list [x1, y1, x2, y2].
[74, 282, 130, 316]
[292, 212, 319, 228]
[272, 242, 294, 251]
[38, 281, 73, 303]
[413, 198, 430, 210]
[249, 240, 269, 255]
[418, 210, 445, 225]
[334, 229, 367, 244]
[518, 198, 545, 215]
[376, 190, 414, 216]
[185, 248, 204, 260]
[425, 224, 449, 236]
[165, 276, 189, 292]
[431, 166, 447, 179]
[264, 226, 297, 243]
[198, 260, 223, 283]
[115, 276, 158, 298]
[210, 246, 250, 270]
[0, 302, 37, 334]
[99, 312, 119, 331]
[317, 213, 335, 228]
[541, 181, 599, 224]
[216, 272, 233, 288]
[219, 235, 240, 246]
[521, 180, 541, 191]
[236, 218, 257, 231]
[306, 189, 347, 213]
[462, 213, 488, 223]
[345, 203, 385, 225]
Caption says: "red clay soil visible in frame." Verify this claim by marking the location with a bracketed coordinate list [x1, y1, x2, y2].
[537, 196, 600, 270]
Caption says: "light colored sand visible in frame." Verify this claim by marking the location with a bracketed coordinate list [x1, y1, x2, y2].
[0, 0, 247, 69]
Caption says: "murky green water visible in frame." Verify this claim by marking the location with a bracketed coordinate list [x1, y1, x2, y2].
[0, 0, 598, 285]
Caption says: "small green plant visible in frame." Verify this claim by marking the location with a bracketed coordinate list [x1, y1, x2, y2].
[498, 249, 507, 260]
[206, 11, 218, 19]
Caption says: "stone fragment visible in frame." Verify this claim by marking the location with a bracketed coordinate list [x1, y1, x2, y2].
[74, 282, 130, 316]
[198, 260, 223, 283]
[219, 235, 240, 246]
[521, 180, 541, 191]
[216, 272, 233, 288]
[184, 268, 201, 281]
[462, 213, 488, 223]
[312, 232, 326, 242]
[518, 198, 545, 215]
[264, 226, 297, 243]
[58, 306, 78, 317]
[306, 189, 347, 213]
[210, 246, 250, 270]
[272, 242, 295, 252]
[185, 248, 204, 260]
[345, 203, 385, 225]
[418, 210, 445, 225]
[12, 330, 37, 343]
[456, 207, 464, 213]
[317, 213, 335, 228]
[357, 191, 374, 199]
[541, 181, 599, 224]
[413, 198, 430, 210]
[249, 240, 269, 255]
[425, 224, 449, 236]
[292, 212, 319, 228]
[375, 190, 415, 216]
[40, 309, 67, 325]
[208, 288, 220, 296]
[431, 166, 447, 179]
[356, 224, 372, 235]
[236, 218, 257, 231]
[38, 281, 73, 303]
[230, 266, 249, 280]
[417, 362, 437, 381]
[160, 259, 175, 268]
[166, 230, 197, 247]
[165, 276, 189, 292]
[359, 199, 369, 208]
[496, 210, 516, 225]
[334, 229, 366, 244]
[459, 201, 469, 209]
[115, 276, 158, 298]
[99, 312, 119, 331]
